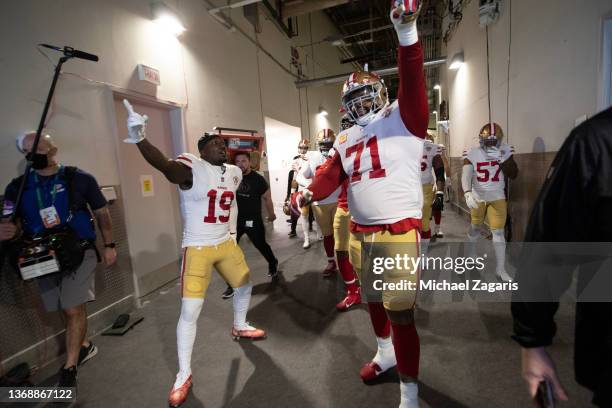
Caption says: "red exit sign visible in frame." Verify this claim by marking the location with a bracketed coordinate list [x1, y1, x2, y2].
[137, 64, 160, 85]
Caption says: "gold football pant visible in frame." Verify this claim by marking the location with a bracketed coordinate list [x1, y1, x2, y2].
[470, 199, 507, 230]
[180, 238, 250, 298]
[312, 202, 337, 237]
[333, 207, 351, 252]
[349, 229, 420, 311]
[421, 183, 434, 234]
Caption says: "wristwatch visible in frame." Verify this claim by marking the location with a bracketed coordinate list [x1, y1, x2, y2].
[104, 242, 117, 249]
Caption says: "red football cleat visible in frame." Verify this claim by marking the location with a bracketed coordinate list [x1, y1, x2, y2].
[168, 375, 192, 407]
[336, 288, 361, 311]
[360, 361, 392, 382]
[231, 324, 267, 340]
[322, 261, 338, 277]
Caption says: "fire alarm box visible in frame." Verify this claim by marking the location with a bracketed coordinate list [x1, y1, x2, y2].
[212, 127, 264, 170]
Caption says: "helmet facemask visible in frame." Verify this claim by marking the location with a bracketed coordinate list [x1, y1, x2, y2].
[342, 83, 387, 127]
[478, 123, 504, 151]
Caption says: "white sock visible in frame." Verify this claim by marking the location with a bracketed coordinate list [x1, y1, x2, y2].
[175, 297, 204, 388]
[491, 229, 511, 281]
[433, 224, 440, 235]
[300, 215, 310, 242]
[420, 238, 430, 258]
[466, 224, 479, 259]
[232, 284, 253, 330]
[373, 336, 396, 371]
[399, 382, 419, 408]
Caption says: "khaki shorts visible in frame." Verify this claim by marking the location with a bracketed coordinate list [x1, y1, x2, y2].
[37, 249, 97, 312]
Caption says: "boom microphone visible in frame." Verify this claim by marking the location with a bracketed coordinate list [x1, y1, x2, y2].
[39, 44, 99, 62]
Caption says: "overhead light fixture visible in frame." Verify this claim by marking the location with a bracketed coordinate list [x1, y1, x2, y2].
[152, 0, 186, 36]
[449, 52, 464, 70]
[318, 107, 328, 117]
[433, 84, 442, 108]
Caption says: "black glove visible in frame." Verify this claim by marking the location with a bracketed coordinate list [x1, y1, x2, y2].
[432, 192, 444, 211]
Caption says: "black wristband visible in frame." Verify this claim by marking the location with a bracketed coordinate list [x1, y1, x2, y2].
[104, 242, 116, 249]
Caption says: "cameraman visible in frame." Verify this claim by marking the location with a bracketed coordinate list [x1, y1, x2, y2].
[0, 132, 117, 388]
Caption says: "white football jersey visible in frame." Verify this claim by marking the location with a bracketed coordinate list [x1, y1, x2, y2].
[463, 144, 511, 202]
[420, 141, 443, 185]
[291, 155, 309, 191]
[333, 100, 424, 225]
[298, 150, 340, 205]
[175, 153, 242, 247]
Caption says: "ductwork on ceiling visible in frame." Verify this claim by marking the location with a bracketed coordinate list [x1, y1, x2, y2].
[294, 57, 448, 89]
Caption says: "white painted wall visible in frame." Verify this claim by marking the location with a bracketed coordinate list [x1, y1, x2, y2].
[0, 0, 349, 188]
[443, 0, 612, 157]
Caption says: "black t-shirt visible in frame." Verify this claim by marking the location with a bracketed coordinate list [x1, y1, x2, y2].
[236, 171, 269, 222]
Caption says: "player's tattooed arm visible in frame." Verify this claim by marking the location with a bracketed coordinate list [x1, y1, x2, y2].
[136, 139, 192, 186]
[501, 156, 519, 180]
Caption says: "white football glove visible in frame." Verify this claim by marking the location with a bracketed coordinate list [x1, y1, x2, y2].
[500, 145, 515, 163]
[464, 191, 482, 210]
[123, 99, 148, 144]
[390, 0, 421, 46]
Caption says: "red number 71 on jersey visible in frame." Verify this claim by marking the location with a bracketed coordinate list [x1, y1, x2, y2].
[345, 136, 387, 183]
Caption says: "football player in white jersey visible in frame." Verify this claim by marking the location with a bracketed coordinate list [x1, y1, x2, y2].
[431, 144, 451, 241]
[122, 100, 266, 408]
[462, 122, 518, 282]
[420, 133, 445, 255]
[296, 129, 341, 276]
[293, 2, 427, 406]
[289, 139, 315, 246]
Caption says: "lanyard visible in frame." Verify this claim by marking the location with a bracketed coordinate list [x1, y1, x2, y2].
[33, 167, 62, 210]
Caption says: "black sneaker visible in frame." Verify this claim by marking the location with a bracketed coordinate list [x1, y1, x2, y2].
[58, 366, 77, 388]
[288, 231, 297, 238]
[268, 260, 280, 280]
[78, 342, 98, 366]
[222, 286, 234, 299]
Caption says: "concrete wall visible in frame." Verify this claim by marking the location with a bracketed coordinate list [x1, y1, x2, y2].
[0, 0, 348, 369]
[441, 0, 612, 238]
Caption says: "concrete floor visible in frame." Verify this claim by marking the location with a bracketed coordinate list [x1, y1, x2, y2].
[29, 208, 595, 407]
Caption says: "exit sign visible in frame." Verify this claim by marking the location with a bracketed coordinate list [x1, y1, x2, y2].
[137, 64, 160, 85]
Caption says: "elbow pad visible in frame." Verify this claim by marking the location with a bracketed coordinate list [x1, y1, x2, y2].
[461, 164, 473, 192]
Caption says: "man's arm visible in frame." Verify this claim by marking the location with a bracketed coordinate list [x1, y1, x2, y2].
[397, 43, 428, 138]
[306, 152, 347, 202]
[501, 156, 519, 179]
[136, 140, 192, 186]
[262, 189, 276, 221]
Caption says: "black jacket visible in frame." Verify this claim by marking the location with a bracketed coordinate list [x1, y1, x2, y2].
[511, 107, 612, 407]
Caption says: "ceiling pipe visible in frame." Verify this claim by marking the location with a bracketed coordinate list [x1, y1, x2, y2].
[208, 0, 263, 14]
[294, 57, 448, 88]
[282, 0, 351, 18]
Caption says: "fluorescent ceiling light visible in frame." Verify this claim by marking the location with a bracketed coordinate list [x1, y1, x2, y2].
[152, 1, 186, 36]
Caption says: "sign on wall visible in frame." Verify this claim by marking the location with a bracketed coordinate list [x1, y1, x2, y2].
[140, 175, 155, 197]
